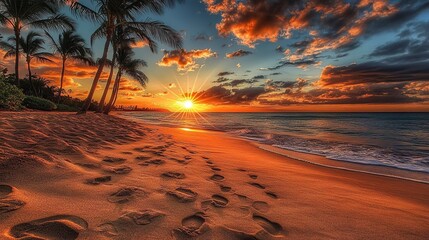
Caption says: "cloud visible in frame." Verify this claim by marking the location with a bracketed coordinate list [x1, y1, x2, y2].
[217, 71, 234, 76]
[221, 79, 259, 87]
[203, 0, 428, 61]
[158, 49, 217, 71]
[226, 49, 253, 58]
[213, 77, 230, 83]
[370, 39, 411, 57]
[194, 33, 214, 41]
[319, 62, 429, 86]
[262, 59, 320, 71]
[197, 85, 267, 104]
[252, 75, 265, 80]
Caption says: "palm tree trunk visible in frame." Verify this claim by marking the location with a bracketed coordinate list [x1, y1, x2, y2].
[104, 70, 121, 115]
[79, 30, 113, 114]
[27, 59, 37, 97]
[14, 29, 20, 85]
[97, 54, 116, 113]
[58, 58, 66, 104]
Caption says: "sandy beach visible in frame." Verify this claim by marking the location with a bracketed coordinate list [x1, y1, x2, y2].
[0, 112, 428, 240]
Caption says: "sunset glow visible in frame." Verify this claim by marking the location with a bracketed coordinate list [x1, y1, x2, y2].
[183, 99, 194, 109]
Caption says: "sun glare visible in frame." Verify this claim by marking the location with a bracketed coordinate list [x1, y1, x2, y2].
[183, 99, 193, 109]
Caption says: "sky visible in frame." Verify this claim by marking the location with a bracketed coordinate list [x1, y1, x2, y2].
[1, 0, 429, 112]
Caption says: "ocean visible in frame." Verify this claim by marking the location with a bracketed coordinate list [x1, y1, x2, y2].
[123, 112, 429, 174]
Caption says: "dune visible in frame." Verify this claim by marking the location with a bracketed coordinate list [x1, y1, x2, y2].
[0, 112, 428, 239]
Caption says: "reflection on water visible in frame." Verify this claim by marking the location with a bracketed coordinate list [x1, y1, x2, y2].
[123, 112, 429, 173]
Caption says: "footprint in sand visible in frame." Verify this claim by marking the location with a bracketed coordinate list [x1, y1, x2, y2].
[108, 187, 145, 204]
[210, 174, 225, 182]
[202, 194, 229, 208]
[102, 157, 126, 164]
[139, 159, 165, 166]
[105, 165, 132, 174]
[265, 191, 278, 199]
[161, 172, 186, 179]
[211, 167, 221, 171]
[0, 199, 26, 214]
[173, 213, 207, 238]
[220, 185, 231, 192]
[135, 155, 152, 161]
[9, 215, 88, 240]
[121, 209, 165, 225]
[202, 156, 209, 160]
[252, 201, 270, 212]
[252, 214, 283, 236]
[206, 161, 214, 165]
[0, 184, 13, 198]
[248, 182, 266, 189]
[248, 174, 258, 179]
[184, 155, 192, 160]
[85, 175, 112, 185]
[121, 151, 133, 155]
[166, 187, 198, 203]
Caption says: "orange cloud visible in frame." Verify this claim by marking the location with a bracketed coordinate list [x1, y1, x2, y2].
[203, 0, 398, 53]
[157, 49, 217, 71]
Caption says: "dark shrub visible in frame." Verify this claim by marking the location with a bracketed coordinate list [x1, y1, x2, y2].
[56, 104, 79, 112]
[0, 77, 25, 110]
[23, 96, 57, 111]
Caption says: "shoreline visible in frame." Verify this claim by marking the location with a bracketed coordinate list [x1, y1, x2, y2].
[118, 112, 429, 184]
[1, 112, 429, 239]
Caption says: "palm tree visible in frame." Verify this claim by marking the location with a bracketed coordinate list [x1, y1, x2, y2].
[97, 26, 138, 113]
[70, 0, 183, 114]
[104, 47, 147, 114]
[2, 32, 54, 96]
[0, 0, 75, 85]
[45, 30, 93, 103]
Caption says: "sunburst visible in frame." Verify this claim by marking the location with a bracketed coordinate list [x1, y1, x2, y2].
[158, 65, 215, 127]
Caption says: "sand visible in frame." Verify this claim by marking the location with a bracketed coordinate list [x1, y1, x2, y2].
[0, 112, 428, 239]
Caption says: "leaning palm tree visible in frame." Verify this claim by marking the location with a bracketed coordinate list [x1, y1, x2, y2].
[70, 0, 183, 113]
[0, 0, 75, 85]
[2, 32, 54, 96]
[97, 26, 139, 113]
[45, 30, 93, 103]
[103, 47, 148, 114]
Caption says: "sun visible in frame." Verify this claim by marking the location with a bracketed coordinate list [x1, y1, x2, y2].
[183, 99, 194, 109]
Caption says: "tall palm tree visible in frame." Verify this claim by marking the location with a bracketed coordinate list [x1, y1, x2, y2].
[0, 0, 75, 85]
[104, 47, 147, 114]
[45, 30, 93, 103]
[2, 32, 54, 96]
[70, 0, 183, 114]
[97, 26, 138, 113]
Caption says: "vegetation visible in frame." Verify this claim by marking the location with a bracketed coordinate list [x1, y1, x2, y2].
[0, 76, 25, 110]
[71, 0, 183, 113]
[0, 0, 74, 84]
[23, 95, 57, 111]
[0, 0, 183, 114]
[45, 30, 93, 103]
[2, 31, 54, 96]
